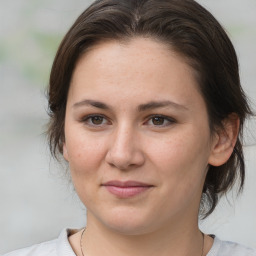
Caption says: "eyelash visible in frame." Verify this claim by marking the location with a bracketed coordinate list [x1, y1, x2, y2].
[144, 114, 176, 127]
[81, 114, 110, 127]
[81, 114, 176, 128]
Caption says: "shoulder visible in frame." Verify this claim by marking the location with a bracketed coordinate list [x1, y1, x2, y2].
[2, 229, 77, 256]
[208, 236, 256, 256]
[2, 239, 57, 256]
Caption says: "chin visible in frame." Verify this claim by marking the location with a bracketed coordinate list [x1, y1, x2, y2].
[107, 222, 151, 236]
[97, 207, 154, 235]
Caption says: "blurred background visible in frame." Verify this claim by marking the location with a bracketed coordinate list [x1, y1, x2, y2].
[0, 0, 255, 254]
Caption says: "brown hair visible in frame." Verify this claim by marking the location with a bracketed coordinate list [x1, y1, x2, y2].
[47, 0, 253, 218]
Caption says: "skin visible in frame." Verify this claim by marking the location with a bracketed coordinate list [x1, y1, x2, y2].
[63, 38, 239, 256]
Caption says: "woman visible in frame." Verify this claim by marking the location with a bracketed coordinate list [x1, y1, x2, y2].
[5, 0, 255, 255]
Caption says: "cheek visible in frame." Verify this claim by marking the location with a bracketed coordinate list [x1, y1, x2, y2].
[65, 131, 107, 178]
[149, 133, 210, 213]
[150, 129, 210, 185]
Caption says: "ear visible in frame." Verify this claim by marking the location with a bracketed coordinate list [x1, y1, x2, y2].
[208, 114, 240, 167]
[63, 142, 69, 162]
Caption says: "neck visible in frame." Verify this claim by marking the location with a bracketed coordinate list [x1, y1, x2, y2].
[82, 212, 204, 256]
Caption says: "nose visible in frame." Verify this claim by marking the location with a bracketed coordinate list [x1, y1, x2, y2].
[105, 125, 145, 170]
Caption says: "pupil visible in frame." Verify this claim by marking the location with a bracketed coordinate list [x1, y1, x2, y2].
[92, 116, 103, 124]
[153, 117, 164, 125]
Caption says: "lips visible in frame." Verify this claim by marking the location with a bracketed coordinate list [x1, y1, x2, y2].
[102, 180, 154, 198]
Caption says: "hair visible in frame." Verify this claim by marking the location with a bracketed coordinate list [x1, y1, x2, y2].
[47, 0, 253, 218]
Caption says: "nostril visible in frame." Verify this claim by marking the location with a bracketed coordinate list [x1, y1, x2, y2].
[105, 130, 145, 169]
[105, 148, 145, 170]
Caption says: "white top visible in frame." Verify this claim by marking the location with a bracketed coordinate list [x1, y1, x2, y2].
[3, 229, 256, 256]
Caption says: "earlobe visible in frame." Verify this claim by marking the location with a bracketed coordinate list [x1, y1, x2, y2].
[63, 143, 69, 162]
[208, 114, 240, 167]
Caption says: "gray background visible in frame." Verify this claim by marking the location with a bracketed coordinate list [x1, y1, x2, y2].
[0, 0, 255, 254]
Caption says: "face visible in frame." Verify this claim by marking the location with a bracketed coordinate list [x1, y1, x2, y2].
[63, 38, 217, 235]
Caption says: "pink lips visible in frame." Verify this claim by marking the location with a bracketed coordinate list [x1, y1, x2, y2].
[102, 180, 153, 198]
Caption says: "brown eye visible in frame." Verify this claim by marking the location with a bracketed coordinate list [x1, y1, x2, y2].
[152, 116, 165, 125]
[90, 116, 104, 125]
[82, 115, 108, 126]
[145, 115, 175, 127]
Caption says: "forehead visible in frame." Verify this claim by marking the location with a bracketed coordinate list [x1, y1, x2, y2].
[69, 37, 203, 108]
[72, 37, 198, 83]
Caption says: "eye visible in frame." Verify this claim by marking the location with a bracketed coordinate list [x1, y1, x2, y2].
[151, 116, 165, 125]
[82, 115, 109, 126]
[145, 115, 175, 127]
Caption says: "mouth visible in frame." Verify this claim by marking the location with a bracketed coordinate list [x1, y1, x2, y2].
[101, 180, 154, 198]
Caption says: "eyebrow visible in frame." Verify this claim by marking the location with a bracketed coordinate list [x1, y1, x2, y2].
[137, 100, 188, 112]
[73, 99, 188, 111]
[73, 99, 110, 110]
